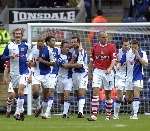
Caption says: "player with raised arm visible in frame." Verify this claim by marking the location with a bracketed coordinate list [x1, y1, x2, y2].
[130, 39, 148, 120]
[113, 38, 135, 119]
[70, 36, 88, 118]
[2, 28, 30, 121]
[87, 32, 117, 121]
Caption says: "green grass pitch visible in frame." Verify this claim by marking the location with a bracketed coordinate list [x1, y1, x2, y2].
[0, 114, 150, 131]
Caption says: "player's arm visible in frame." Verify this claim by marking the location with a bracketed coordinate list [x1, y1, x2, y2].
[68, 49, 88, 69]
[1, 45, 10, 60]
[3, 63, 10, 84]
[57, 56, 74, 69]
[61, 63, 75, 69]
[107, 58, 117, 74]
[38, 57, 55, 66]
[107, 44, 117, 74]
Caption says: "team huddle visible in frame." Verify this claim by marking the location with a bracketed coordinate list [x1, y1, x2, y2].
[2, 28, 148, 121]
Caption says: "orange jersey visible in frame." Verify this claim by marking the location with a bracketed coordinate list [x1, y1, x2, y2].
[92, 16, 108, 23]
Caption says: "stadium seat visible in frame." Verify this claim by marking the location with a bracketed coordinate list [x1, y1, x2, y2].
[122, 17, 135, 23]
[136, 17, 147, 22]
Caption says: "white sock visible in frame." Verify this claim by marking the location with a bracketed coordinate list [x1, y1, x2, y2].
[41, 101, 47, 114]
[132, 101, 140, 116]
[63, 101, 70, 115]
[78, 98, 85, 114]
[16, 96, 24, 114]
[114, 101, 121, 117]
[45, 98, 53, 116]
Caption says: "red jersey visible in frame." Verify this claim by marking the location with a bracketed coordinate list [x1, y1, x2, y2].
[91, 43, 117, 70]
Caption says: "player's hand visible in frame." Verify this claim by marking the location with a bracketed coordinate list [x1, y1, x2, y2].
[10, 53, 19, 59]
[133, 49, 141, 59]
[28, 75, 32, 84]
[106, 67, 112, 74]
[69, 58, 75, 64]
[116, 63, 121, 70]
[37, 57, 43, 63]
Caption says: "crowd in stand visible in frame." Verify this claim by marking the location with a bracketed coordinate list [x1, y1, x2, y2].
[17, 0, 71, 8]
[0, 0, 150, 26]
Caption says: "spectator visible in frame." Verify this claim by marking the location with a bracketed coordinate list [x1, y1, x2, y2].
[0, 0, 7, 12]
[36, 0, 55, 8]
[84, 0, 92, 22]
[54, 0, 69, 7]
[68, 0, 79, 7]
[129, 0, 150, 21]
[92, 9, 108, 23]
[87, 10, 108, 44]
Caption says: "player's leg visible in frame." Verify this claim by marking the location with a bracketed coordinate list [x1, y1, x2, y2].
[42, 74, 56, 119]
[32, 75, 41, 117]
[88, 69, 101, 121]
[6, 82, 16, 118]
[56, 77, 64, 114]
[32, 84, 41, 117]
[77, 73, 88, 118]
[14, 74, 29, 121]
[113, 78, 124, 119]
[41, 88, 53, 119]
[77, 88, 86, 118]
[15, 84, 25, 121]
[6, 75, 20, 117]
[62, 90, 70, 118]
[130, 80, 143, 120]
[104, 73, 114, 120]
[113, 90, 122, 119]
[62, 78, 72, 118]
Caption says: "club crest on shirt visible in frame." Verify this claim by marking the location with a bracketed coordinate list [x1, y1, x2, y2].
[20, 48, 25, 52]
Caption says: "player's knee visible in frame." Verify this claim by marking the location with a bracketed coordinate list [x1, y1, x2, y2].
[33, 92, 39, 99]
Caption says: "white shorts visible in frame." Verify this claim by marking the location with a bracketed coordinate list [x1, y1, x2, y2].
[133, 80, 143, 89]
[92, 68, 114, 90]
[10, 73, 29, 88]
[72, 72, 88, 90]
[19, 74, 30, 86]
[49, 74, 57, 88]
[32, 73, 56, 89]
[115, 76, 133, 91]
[56, 77, 73, 93]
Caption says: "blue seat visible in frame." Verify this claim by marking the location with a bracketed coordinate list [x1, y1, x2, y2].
[136, 17, 147, 22]
[122, 17, 135, 23]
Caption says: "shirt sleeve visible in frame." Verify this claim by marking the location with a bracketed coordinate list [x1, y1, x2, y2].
[1, 45, 10, 60]
[142, 51, 148, 63]
[110, 44, 117, 61]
